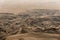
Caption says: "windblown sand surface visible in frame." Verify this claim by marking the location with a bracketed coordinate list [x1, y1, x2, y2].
[0, 9, 60, 40]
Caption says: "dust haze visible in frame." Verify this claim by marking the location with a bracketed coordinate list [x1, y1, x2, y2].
[0, 0, 60, 13]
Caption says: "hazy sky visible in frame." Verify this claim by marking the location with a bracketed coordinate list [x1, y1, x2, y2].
[0, 0, 60, 3]
[0, 0, 60, 13]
